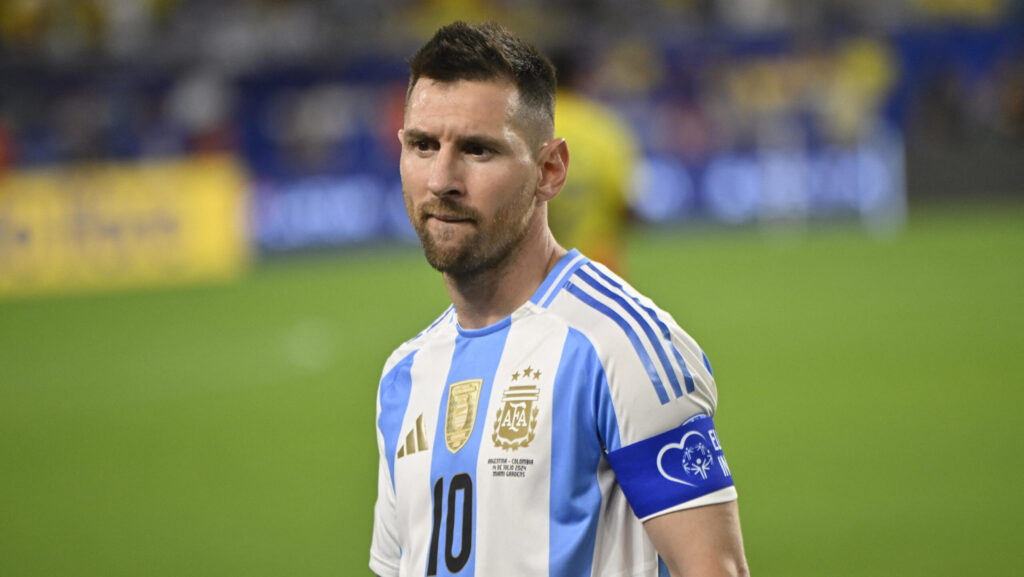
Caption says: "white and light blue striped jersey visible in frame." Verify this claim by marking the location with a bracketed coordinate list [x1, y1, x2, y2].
[370, 250, 738, 577]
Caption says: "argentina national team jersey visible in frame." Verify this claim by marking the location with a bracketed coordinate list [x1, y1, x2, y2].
[370, 250, 738, 577]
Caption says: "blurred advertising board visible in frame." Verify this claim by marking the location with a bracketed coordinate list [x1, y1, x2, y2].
[619, 35, 911, 232]
[234, 26, 1019, 252]
[0, 155, 249, 298]
[630, 128, 906, 233]
[250, 174, 414, 253]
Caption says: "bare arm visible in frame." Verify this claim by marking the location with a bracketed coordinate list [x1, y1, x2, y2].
[644, 500, 749, 577]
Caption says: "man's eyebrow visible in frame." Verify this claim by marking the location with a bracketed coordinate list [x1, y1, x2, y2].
[402, 128, 435, 143]
[455, 134, 505, 151]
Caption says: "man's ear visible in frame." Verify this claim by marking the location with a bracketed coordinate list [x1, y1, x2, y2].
[536, 138, 569, 201]
[397, 129, 404, 147]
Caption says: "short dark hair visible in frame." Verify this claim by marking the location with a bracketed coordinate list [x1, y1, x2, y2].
[407, 21, 557, 137]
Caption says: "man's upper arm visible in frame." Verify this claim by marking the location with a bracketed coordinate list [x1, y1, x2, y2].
[369, 441, 401, 577]
[370, 385, 401, 577]
[644, 500, 749, 577]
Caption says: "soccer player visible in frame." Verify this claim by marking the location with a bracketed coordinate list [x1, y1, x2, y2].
[371, 21, 749, 577]
[548, 50, 639, 275]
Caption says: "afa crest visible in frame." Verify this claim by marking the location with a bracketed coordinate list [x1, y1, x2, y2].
[445, 379, 482, 453]
[492, 383, 540, 451]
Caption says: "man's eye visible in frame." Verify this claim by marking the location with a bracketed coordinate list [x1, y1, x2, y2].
[466, 145, 491, 157]
[415, 140, 433, 151]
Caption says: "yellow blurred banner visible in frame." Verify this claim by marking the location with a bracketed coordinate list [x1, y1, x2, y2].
[0, 155, 249, 298]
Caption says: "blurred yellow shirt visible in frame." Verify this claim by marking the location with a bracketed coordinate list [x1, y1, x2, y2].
[552, 90, 639, 274]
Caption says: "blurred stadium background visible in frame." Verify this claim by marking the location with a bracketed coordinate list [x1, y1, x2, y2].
[1, 1, 1022, 575]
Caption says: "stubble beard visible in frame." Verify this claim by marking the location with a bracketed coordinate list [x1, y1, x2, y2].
[409, 191, 536, 279]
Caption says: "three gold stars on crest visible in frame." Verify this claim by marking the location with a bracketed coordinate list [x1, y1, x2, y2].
[511, 366, 541, 381]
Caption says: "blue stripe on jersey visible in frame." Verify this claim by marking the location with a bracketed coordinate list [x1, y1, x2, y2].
[659, 558, 670, 577]
[564, 281, 671, 405]
[532, 249, 588, 308]
[680, 357, 696, 394]
[575, 269, 687, 399]
[549, 329, 615, 577]
[427, 325, 510, 577]
[702, 350, 714, 376]
[378, 350, 418, 489]
[591, 353, 622, 455]
[585, 264, 696, 394]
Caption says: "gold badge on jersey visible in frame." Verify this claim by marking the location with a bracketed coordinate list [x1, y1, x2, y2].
[445, 379, 482, 453]
[492, 367, 541, 450]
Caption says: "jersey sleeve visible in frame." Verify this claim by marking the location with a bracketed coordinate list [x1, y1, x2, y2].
[369, 352, 406, 577]
[595, 302, 738, 521]
[369, 423, 401, 576]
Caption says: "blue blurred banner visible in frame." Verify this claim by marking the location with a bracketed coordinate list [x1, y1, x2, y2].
[630, 128, 905, 228]
[250, 174, 413, 253]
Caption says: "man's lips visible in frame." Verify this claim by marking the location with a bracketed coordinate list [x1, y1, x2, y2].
[420, 200, 478, 225]
[427, 213, 474, 224]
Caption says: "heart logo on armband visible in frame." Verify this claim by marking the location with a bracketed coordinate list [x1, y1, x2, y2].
[656, 430, 717, 487]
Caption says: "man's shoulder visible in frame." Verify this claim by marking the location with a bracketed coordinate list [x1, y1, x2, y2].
[380, 305, 456, 375]
[545, 259, 673, 333]
[541, 258, 697, 364]
[543, 259, 716, 412]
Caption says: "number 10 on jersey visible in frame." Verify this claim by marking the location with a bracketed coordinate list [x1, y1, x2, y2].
[427, 473, 473, 575]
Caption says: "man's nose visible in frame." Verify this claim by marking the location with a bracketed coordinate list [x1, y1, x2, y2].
[426, 146, 463, 197]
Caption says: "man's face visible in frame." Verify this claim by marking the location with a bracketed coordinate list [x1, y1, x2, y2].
[400, 78, 542, 277]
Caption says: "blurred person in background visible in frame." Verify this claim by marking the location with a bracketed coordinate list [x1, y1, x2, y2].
[548, 48, 639, 275]
[370, 21, 748, 577]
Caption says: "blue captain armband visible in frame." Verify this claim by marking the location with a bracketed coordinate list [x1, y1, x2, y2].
[606, 415, 735, 520]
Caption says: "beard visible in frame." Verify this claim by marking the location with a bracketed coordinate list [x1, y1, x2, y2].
[407, 191, 535, 278]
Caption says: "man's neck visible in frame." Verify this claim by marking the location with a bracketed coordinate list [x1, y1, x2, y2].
[444, 229, 567, 330]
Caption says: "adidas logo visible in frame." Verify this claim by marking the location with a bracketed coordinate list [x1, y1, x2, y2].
[397, 414, 429, 459]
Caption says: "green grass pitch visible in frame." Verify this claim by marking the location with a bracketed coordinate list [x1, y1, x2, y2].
[1, 203, 1022, 576]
